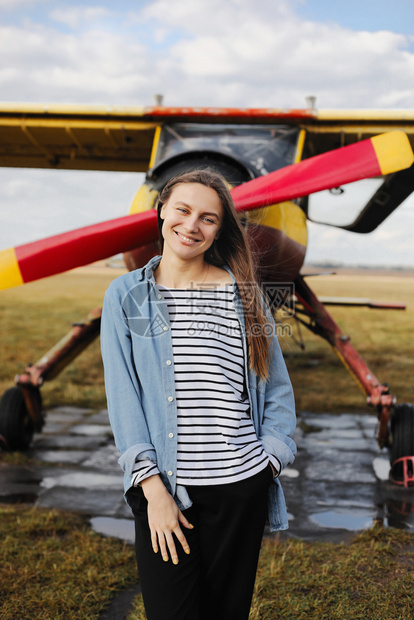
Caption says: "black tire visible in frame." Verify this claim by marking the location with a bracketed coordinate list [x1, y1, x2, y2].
[389, 403, 414, 483]
[0, 387, 35, 450]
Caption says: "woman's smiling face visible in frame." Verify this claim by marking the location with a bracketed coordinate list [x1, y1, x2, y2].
[160, 182, 223, 261]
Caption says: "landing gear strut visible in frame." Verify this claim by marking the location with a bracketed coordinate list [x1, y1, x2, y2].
[290, 274, 414, 487]
[0, 307, 101, 450]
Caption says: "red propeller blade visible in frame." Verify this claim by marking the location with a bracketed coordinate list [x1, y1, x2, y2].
[1, 131, 412, 290]
[1, 209, 158, 290]
[231, 131, 413, 210]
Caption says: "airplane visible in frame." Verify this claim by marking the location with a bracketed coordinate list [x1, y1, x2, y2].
[0, 99, 414, 488]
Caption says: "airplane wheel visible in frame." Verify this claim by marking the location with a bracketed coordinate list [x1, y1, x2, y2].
[389, 403, 414, 483]
[0, 386, 36, 450]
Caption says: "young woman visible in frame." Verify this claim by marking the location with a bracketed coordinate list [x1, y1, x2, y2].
[101, 169, 296, 620]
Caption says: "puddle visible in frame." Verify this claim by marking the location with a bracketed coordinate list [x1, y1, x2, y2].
[90, 516, 135, 544]
[29, 449, 91, 464]
[310, 508, 376, 531]
[372, 455, 391, 481]
[386, 499, 414, 530]
[69, 424, 113, 436]
[41, 472, 121, 489]
[280, 468, 300, 478]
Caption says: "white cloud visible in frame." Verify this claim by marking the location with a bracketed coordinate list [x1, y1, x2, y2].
[138, 0, 414, 106]
[50, 6, 111, 29]
[1, 0, 414, 109]
[0, 0, 46, 10]
[0, 23, 152, 103]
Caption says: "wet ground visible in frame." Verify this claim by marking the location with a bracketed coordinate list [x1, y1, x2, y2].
[1, 407, 414, 544]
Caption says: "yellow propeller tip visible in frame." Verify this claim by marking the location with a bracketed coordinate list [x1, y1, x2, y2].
[372, 130, 414, 176]
[0, 247, 24, 290]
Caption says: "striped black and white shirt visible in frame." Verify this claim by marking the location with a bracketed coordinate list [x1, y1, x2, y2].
[132, 284, 270, 487]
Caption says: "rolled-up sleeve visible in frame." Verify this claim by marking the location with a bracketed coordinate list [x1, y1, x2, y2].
[100, 291, 157, 481]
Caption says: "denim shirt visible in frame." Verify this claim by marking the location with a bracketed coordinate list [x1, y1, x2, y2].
[100, 255, 296, 532]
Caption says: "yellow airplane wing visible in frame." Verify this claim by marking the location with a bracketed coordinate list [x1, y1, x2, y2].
[2, 103, 414, 173]
[305, 109, 414, 157]
[0, 103, 160, 171]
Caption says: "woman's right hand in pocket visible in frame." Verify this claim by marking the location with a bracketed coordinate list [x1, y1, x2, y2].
[141, 474, 193, 564]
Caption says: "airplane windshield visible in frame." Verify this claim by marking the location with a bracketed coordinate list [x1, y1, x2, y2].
[155, 123, 299, 175]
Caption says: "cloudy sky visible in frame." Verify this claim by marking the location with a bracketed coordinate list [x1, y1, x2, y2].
[1, 0, 414, 267]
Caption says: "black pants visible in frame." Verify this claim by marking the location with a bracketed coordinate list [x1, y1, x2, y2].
[127, 464, 273, 620]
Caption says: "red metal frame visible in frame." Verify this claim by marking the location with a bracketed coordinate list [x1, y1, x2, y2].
[141, 106, 317, 120]
[293, 274, 395, 448]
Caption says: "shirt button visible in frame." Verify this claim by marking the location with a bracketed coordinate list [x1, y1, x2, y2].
[167, 470, 173, 476]
[169, 433, 174, 438]
[163, 326, 168, 331]
[166, 360, 172, 365]
[168, 396, 173, 402]
[158, 294, 162, 299]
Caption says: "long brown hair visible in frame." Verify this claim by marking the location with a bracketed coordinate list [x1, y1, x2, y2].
[156, 169, 272, 381]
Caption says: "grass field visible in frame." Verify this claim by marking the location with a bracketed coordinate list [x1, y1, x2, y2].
[0, 505, 136, 619]
[1, 263, 414, 618]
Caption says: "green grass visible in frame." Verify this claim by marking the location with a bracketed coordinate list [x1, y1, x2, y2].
[250, 527, 414, 619]
[0, 504, 136, 619]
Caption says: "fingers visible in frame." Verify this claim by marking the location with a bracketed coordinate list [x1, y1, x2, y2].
[178, 510, 194, 531]
[174, 523, 191, 557]
[157, 530, 177, 564]
[150, 529, 159, 555]
[151, 520, 193, 564]
[145, 488, 194, 564]
[154, 528, 181, 565]
[165, 531, 179, 565]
